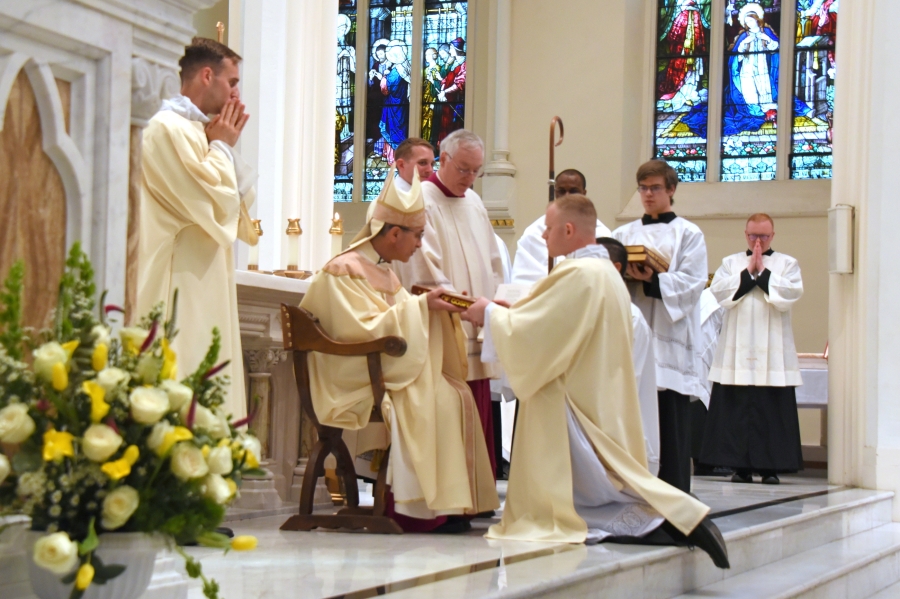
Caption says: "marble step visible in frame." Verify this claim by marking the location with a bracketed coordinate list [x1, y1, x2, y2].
[867, 579, 900, 598]
[674, 522, 900, 599]
[382, 488, 894, 599]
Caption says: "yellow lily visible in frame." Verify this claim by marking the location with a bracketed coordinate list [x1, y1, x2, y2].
[231, 535, 258, 551]
[62, 340, 80, 357]
[51, 363, 68, 392]
[42, 429, 75, 462]
[156, 426, 193, 457]
[75, 563, 94, 590]
[92, 343, 108, 371]
[83, 381, 109, 423]
[123, 445, 139, 466]
[101, 457, 131, 481]
[160, 339, 177, 380]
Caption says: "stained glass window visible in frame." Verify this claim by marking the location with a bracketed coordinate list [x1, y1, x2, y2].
[363, 0, 414, 201]
[653, 0, 711, 183]
[334, 0, 357, 203]
[790, 0, 837, 179]
[720, 0, 782, 182]
[422, 1, 468, 167]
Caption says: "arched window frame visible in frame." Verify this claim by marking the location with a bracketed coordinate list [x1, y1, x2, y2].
[337, 0, 477, 205]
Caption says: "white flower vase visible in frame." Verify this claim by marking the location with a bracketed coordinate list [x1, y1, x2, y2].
[27, 532, 164, 599]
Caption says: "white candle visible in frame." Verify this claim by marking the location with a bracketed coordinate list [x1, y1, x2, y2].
[286, 218, 302, 270]
[330, 211, 344, 257]
[248, 243, 259, 270]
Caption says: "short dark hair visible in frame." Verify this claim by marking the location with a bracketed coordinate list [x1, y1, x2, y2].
[596, 237, 628, 276]
[395, 137, 435, 161]
[636, 159, 679, 190]
[556, 168, 587, 190]
[179, 37, 242, 82]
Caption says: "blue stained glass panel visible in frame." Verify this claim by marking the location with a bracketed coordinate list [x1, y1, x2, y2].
[422, 1, 468, 165]
[654, 0, 712, 183]
[334, 0, 357, 202]
[364, 0, 414, 202]
[790, 0, 837, 179]
[720, 0, 781, 182]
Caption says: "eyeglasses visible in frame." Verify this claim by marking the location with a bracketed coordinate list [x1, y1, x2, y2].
[637, 184, 666, 194]
[747, 234, 771, 241]
[444, 153, 483, 178]
[397, 225, 426, 240]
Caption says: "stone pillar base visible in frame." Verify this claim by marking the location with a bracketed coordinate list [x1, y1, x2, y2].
[289, 457, 333, 508]
[231, 466, 284, 511]
[140, 553, 187, 599]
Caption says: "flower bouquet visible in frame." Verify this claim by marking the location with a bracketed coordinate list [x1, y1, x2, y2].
[0, 244, 259, 599]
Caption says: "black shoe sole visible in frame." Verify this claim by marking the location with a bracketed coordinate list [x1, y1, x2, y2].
[688, 518, 730, 569]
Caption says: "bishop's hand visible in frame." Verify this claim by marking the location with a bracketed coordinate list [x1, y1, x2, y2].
[426, 287, 465, 313]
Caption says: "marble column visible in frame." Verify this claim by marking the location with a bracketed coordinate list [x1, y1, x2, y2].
[828, 0, 900, 519]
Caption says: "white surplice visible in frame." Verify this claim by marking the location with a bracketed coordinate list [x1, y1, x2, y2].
[510, 215, 612, 285]
[392, 179, 504, 380]
[632, 304, 660, 476]
[613, 216, 708, 397]
[708, 251, 803, 387]
[696, 288, 725, 406]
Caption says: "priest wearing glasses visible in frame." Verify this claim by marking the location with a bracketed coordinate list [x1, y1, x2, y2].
[700, 214, 804, 485]
[613, 160, 708, 494]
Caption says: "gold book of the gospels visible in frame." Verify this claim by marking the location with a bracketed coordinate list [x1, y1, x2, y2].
[411, 285, 476, 308]
[625, 245, 670, 274]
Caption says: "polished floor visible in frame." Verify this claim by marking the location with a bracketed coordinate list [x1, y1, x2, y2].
[184, 472, 842, 599]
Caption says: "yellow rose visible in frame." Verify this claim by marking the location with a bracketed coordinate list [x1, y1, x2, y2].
[81, 424, 123, 462]
[75, 563, 94, 590]
[119, 327, 149, 355]
[83, 380, 109, 423]
[32, 532, 78, 574]
[96, 367, 130, 393]
[206, 445, 233, 475]
[231, 535, 258, 551]
[101, 485, 139, 530]
[159, 380, 193, 413]
[0, 403, 36, 443]
[202, 473, 233, 504]
[33, 342, 68, 382]
[42, 429, 75, 462]
[92, 343, 108, 372]
[100, 457, 132, 481]
[0, 453, 10, 485]
[170, 442, 209, 481]
[129, 387, 169, 425]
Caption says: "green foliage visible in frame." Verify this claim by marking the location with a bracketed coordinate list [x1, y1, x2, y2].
[54, 243, 97, 344]
[0, 261, 26, 360]
[78, 518, 99, 555]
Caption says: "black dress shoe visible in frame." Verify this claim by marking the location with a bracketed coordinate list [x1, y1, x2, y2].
[216, 527, 235, 538]
[686, 517, 730, 569]
[473, 510, 496, 519]
[761, 475, 780, 485]
[731, 472, 753, 484]
[432, 517, 472, 534]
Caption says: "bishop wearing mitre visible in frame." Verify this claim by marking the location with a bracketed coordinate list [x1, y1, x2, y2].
[299, 167, 499, 533]
[463, 195, 728, 568]
[138, 38, 257, 420]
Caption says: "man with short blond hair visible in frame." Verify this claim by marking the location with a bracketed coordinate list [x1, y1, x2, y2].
[393, 128, 504, 478]
[700, 213, 804, 485]
[394, 137, 436, 193]
[612, 159, 708, 493]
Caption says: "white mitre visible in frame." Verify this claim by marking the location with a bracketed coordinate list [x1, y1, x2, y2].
[348, 167, 425, 251]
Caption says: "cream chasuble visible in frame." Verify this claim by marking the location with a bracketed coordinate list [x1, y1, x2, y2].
[392, 179, 503, 380]
[484, 258, 709, 543]
[138, 102, 256, 420]
[299, 242, 498, 518]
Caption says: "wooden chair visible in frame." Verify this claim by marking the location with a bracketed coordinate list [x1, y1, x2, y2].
[279, 304, 405, 534]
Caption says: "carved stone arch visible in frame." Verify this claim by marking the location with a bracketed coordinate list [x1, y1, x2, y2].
[0, 52, 29, 130]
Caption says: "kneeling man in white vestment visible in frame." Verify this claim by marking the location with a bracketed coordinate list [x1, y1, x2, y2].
[462, 195, 728, 568]
[299, 169, 499, 533]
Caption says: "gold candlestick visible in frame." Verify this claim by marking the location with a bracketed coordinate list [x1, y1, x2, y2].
[216, 21, 225, 44]
[286, 218, 302, 271]
[329, 212, 344, 257]
[247, 219, 263, 271]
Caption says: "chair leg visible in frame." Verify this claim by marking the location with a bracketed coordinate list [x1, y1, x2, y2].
[373, 446, 391, 517]
[298, 437, 330, 515]
[333, 435, 360, 509]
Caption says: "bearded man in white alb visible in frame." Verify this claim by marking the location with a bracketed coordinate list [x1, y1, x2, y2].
[461, 195, 728, 569]
[138, 38, 257, 421]
[392, 129, 503, 478]
[700, 213, 804, 485]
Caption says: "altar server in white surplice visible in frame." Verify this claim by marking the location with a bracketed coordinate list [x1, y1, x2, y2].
[461, 195, 728, 569]
[701, 214, 804, 485]
[510, 169, 611, 285]
[596, 237, 660, 477]
[392, 129, 503, 478]
[138, 38, 258, 421]
[612, 160, 707, 494]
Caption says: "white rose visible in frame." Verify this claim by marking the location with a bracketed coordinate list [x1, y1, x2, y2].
[159, 380, 193, 412]
[32, 342, 68, 382]
[101, 485, 139, 530]
[202, 473, 233, 504]
[181, 404, 220, 436]
[0, 403, 36, 444]
[119, 327, 149, 352]
[96, 367, 130, 393]
[170, 443, 209, 481]
[146, 421, 174, 453]
[130, 387, 169, 425]
[209, 409, 231, 440]
[81, 424, 123, 462]
[91, 324, 111, 347]
[0, 453, 9, 486]
[32, 532, 79, 574]
[136, 353, 161, 384]
[206, 445, 233, 475]
[239, 434, 262, 465]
